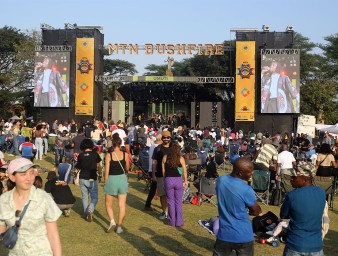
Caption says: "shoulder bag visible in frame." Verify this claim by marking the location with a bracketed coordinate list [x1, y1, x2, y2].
[0, 201, 31, 249]
[316, 154, 333, 177]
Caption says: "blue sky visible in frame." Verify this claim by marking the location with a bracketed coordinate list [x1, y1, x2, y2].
[1, 0, 337, 75]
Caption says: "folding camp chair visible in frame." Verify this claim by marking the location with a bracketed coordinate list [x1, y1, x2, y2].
[214, 152, 226, 171]
[313, 176, 334, 210]
[185, 158, 202, 181]
[198, 177, 217, 207]
[251, 169, 270, 205]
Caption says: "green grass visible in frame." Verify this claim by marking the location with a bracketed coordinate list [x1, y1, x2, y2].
[1, 154, 338, 256]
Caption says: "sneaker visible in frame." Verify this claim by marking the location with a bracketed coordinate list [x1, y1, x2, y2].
[158, 212, 167, 220]
[266, 236, 275, 243]
[86, 211, 93, 222]
[107, 220, 116, 233]
[64, 209, 71, 217]
[266, 231, 274, 236]
[8, 154, 14, 156]
[116, 226, 123, 234]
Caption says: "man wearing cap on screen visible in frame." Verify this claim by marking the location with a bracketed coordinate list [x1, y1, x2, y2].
[261, 60, 299, 113]
[34, 56, 68, 107]
[280, 161, 327, 256]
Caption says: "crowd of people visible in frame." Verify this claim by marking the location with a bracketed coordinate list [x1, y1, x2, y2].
[0, 116, 338, 255]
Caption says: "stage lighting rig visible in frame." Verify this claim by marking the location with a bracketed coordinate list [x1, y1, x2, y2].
[286, 25, 294, 32]
[64, 23, 77, 29]
[40, 23, 55, 30]
[262, 25, 270, 32]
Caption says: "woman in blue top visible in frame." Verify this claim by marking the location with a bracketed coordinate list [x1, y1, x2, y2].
[162, 143, 188, 227]
[104, 136, 130, 234]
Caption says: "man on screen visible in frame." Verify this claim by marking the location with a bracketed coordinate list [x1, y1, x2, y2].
[261, 60, 299, 113]
[34, 57, 68, 107]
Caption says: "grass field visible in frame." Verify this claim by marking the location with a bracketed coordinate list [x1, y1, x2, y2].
[1, 153, 338, 256]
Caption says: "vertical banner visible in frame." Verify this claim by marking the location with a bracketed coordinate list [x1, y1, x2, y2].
[75, 38, 94, 115]
[235, 41, 255, 121]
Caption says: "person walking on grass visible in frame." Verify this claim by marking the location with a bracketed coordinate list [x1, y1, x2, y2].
[75, 139, 102, 222]
[104, 136, 130, 234]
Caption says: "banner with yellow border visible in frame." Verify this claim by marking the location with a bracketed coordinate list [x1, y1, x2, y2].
[75, 38, 94, 115]
[235, 41, 255, 121]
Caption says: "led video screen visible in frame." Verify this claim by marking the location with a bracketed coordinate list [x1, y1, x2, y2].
[260, 53, 300, 113]
[34, 52, 70, 107]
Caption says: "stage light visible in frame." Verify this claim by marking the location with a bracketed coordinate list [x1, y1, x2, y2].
[40, 23, 55, 30]
[286, 25, 294, 32]
[262, 25, 270, 32]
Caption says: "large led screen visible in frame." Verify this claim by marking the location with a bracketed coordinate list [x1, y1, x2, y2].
[260, 53, 300, 113]
[34, 52, 70, 107]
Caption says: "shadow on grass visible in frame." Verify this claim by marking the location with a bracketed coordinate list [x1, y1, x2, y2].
[119, 228, 166, 256]
[140, 226, 202, 256]
[178, 226, 215, 251]
[324, 229, 338, 255]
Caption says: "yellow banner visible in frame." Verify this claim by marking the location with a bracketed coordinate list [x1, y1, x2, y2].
[75, 38, 94, 115]
[235, 41, 255, 121]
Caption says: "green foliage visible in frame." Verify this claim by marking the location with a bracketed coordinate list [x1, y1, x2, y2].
[0, 26, 36, 118]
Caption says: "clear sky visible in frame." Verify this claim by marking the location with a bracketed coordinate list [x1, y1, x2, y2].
[1, 0, 337, 75]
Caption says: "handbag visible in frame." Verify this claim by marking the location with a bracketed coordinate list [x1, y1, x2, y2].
[316, 154, 333, 177]
[177, 166, 183, 176]
[0, 201, 31, 249]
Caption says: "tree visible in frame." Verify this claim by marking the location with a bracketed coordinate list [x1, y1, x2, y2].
[293, 32, 338, 123]
[0, 26, 36, 118]
[103, 58, 137, 100]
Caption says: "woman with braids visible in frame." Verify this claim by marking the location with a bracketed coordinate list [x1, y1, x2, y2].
[162, 142, 188, 227]
[104, 136, 130, 234]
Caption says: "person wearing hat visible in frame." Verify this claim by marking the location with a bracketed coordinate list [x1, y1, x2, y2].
[0, 158, 62, 255]
[150, 130, 171, 220]
[45, 170, 76, 217]
[280, 161, 327, 256]
[112, 123, 127, 147]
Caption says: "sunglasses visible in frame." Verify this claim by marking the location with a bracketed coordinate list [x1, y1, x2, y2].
[162, 136, 171, 139]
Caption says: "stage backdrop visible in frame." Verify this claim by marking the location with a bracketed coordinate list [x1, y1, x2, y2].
[75, 38, 95, 115]
[34, 52, 70, 107]
[260, 52, 300, 114]
[235, 41, 255, 121]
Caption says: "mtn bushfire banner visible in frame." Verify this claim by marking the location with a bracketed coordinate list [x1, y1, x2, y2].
[75, 38, 94, 115]
[235, 41, 255, 121]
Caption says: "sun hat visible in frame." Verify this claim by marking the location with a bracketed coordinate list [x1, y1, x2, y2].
[7, 158, 39, 175]
[290, 161, 316, 177]
[117, 123, 124, 128]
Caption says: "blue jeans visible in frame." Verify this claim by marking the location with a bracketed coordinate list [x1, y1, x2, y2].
[9, 135, 20, 155]
[283, 247, 324, 256]
[79, 179, 98, 214]
[55, 148, 64, 165]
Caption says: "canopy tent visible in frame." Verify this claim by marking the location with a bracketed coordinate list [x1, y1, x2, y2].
[319, 123, 338, 134]
[10, 115, 21, 120]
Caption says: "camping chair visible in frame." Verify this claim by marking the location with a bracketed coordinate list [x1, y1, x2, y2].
[251, 169, 270, 205]
[313, 176, 334, 210]
[214, 152, 226, 171]
[21, 144, 34, 161]
[135, 148, 151, 191]
[185, 158, 202, 181]
[198, 177, 217, 207]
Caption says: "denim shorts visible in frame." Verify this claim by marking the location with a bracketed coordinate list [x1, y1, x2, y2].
[104, 174, 128, 196]
[283, 246, 324, 256]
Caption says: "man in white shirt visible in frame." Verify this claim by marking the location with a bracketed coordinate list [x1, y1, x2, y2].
[112, 123, 127, 147]
[277, 143, 296, 177]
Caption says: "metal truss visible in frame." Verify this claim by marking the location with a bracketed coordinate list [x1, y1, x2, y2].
[35, 45, 72, 51]
[261, 49, 300, 55]
[95, 75, 234, 84]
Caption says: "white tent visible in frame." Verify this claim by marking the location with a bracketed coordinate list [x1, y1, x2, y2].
[10, 115, 20, 120]
[320, 123, 338, 134]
